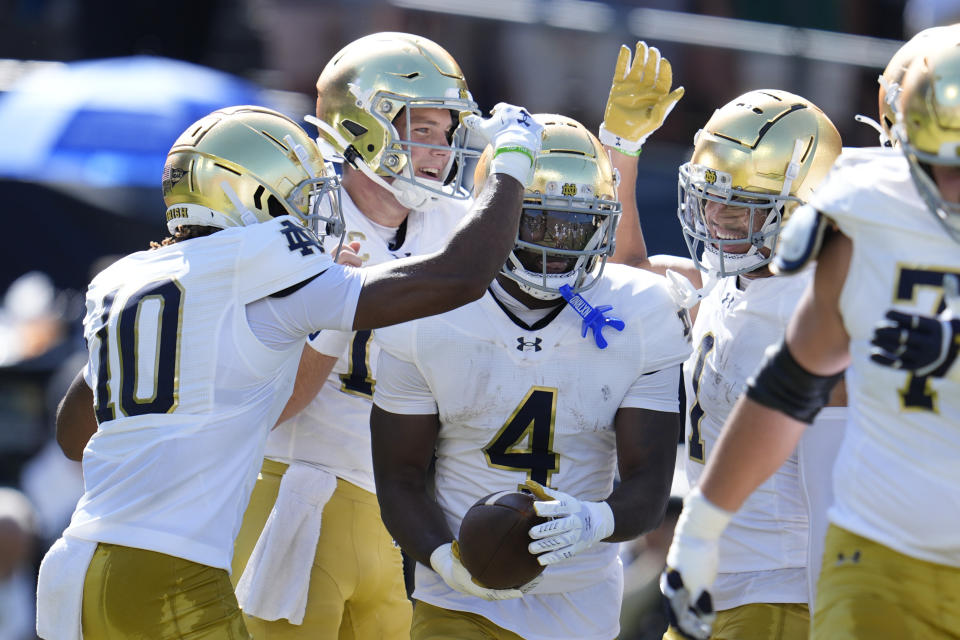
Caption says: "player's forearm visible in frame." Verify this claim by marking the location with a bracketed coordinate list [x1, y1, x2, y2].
[274, 346, 336, 426]
[604, 467, 675, 541]
[698, 396, 807, 513]
[377, 480, 455, 567]
[607, 148, 650, 269]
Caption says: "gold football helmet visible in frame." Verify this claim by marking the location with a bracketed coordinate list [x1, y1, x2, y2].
[873, 24, 960, 145]
[474, 114, 621, 299]
[311, 32, 479, 208]
[678, 90, 841, 277]
[896, 44, 960, 242]
[162, 105, 343, 240]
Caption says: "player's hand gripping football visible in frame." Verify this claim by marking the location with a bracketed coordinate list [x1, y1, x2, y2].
[524, 480, 615, 566]
[430, 541, 525, 601]
[870, 274, 960, 378]
[600, 41, 684, 155]
[660, 489, 733, 640]
[461, 103, 544, 187]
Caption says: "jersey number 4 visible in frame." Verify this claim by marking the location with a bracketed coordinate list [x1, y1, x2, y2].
[483, 387, 560, 485]
[92, 279, 184, 422]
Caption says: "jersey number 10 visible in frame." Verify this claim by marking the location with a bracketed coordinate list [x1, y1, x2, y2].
[92, 279, 184, 422]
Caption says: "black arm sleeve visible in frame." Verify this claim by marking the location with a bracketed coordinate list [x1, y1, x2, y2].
[746, 340, 843, 424]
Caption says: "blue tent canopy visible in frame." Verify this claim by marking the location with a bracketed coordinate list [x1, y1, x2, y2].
[0, 55, 265, 188]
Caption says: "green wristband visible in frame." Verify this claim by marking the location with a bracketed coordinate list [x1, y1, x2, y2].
[494, 145, 534, 166]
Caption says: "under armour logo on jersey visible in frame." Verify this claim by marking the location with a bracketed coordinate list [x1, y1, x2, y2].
[517, 337, 543, 352]
[280, 220, 324, 256]
[721, 292, 735, 308]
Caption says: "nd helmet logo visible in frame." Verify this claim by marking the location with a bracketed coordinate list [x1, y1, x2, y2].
[704, 169, 718, 185]
[561, 183, 577, 197]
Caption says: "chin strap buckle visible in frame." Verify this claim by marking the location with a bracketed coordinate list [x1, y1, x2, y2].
[559, 285, 625, 349]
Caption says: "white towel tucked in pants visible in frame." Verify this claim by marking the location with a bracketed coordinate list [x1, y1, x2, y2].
[235, 462, 337, 624]
[36, 535, 97, 640]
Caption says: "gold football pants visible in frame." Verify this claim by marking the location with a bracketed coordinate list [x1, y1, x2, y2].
[411, 600, 526, 640]
[813, 524, 960, 639]
[663, 602, 808, 640]
[82, 542, 250, 639]
[232, 459, 412, 639]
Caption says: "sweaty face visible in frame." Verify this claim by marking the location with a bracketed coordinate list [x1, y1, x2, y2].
[392, 107, 455, 182]
[515, 209, 600, 274]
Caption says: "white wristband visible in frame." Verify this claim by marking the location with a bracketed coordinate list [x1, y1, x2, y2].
[489, 147, 535, 187]
[598, 125, 645, 155]
[675, 488, 733, 543]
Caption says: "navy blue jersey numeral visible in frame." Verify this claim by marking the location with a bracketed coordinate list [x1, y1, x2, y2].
[93, 279, 184, 421]
[484, 387, 560, 485]
[893, 267, 958, 411]
[339, 330, 374, 398]
[688, 333, 715, 462]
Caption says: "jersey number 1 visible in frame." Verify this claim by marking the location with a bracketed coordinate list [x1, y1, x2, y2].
[688, 333, 715, 463]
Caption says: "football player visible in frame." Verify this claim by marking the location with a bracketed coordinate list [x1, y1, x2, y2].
[38, 102, 543, 639]
[602, 42, 847, 640]
[229, 32, 481, 639]
[662, 43, 960, 640]
[857, 23, 960, 147]
[370, 113, 693, 640]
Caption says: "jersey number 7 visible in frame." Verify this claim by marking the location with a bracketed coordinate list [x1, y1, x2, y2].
[894, 266, 959, 412]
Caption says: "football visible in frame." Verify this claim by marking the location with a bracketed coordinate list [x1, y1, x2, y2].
[457, 490, 548, 589]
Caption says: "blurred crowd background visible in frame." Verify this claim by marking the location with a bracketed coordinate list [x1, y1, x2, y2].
[0, 0, 957, 638]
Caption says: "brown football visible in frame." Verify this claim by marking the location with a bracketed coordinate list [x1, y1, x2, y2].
[457, 490, 548, 589]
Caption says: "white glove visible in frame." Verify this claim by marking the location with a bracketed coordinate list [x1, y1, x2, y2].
[462, 102, 544, 187]
[429, 542, 524, 601]
[525, 480, 615, 566]
[660, 488, 733, 640]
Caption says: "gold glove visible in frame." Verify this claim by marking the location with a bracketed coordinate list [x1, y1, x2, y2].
[599, 41, 685, 155]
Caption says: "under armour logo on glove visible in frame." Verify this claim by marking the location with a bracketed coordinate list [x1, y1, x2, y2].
[558, 285, 625, 349]
[516, 110, 532, 128]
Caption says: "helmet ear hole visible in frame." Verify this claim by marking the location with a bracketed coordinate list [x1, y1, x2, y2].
[266, 194, 287, 219]
[342, 120, 368, 138]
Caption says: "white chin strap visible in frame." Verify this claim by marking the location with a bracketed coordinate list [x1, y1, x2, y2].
[221, 181, 260, 226]
[305, 114, 434, 210]
[390, 178, 434, 209]
[706, 237, 769, 274]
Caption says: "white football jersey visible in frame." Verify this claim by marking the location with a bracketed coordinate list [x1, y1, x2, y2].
[684, 267, 844, 610]
[812, 147, 960, 568]
[374, 264, 692, 640]
[263, 189, 469, 492]
[65, 217, 360, 571]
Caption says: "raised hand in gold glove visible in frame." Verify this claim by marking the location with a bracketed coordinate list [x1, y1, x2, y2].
[599, 41, 684, 156]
